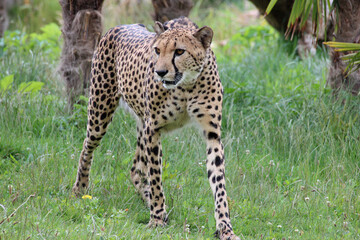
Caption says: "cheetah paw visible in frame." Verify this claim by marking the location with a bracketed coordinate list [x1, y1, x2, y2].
[225, 234, 241, 240]
[72, 184, 87, 197]
[214, 230, 241, 240]
[147, 219, 166, 228]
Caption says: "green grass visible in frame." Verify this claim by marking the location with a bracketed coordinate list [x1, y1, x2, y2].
[1, 3, 360, 240]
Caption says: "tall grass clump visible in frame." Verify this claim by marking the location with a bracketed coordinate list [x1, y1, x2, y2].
[214, 19, 360, 239]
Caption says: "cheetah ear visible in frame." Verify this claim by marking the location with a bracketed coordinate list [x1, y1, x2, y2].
[154, 21, 167, 35]
[193, 26, 213, 49]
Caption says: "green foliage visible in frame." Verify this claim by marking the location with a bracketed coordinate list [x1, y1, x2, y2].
[0, 142, 24, 180]
[0, 23, 62, 106]
[0, 73, 45, 100]
[0, 23, 61, 60]
[18, 81, 44, 94]
[68, 95, 89, 129]
[215, 24, 279, 61]
[0, 75, 14, 92]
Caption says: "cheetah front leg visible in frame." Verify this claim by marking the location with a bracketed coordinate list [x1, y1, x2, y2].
[130, 122, 151, 207]
[143, 122, 167, 227]
[189, 106, 239, 240]
[205, 137, 239, 240]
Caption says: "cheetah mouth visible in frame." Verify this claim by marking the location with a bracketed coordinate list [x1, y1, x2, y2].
[160, 72, 183, 87]
[161, 78, 182, 88]
[161, 79, 177, 85]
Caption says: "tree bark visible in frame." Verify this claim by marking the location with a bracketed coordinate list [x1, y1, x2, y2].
[327, 0, 360, 95]
[151, 0, 194, 23]
[0, 0, 8, 38]
[59, 0, 104, 110]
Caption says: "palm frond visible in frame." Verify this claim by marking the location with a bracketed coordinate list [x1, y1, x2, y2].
[266, 0, 329, 40]
[323, 42, 360, 51]
[324, 42, 360, 74]
[266, 0, 360, 74]
[264, 0, 279, 17]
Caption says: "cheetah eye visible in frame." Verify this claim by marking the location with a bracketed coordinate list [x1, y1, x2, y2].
[174, 49, 185, 56]
[154, 47, 160, 55]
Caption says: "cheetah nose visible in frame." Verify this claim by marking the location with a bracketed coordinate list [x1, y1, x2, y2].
[155, 70, 168, 78]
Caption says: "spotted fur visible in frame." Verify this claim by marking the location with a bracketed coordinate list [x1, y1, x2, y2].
[72, 17, 239, 240]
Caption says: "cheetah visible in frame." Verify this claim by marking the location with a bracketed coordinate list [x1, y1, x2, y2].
[72, 17, 239, 240]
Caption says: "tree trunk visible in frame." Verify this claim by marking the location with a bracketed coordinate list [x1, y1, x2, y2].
[59, 0, 104, 110]
[248, 0, 293, 33]
[0, 0, 8, 38]
[250, 0, 360, 94]
[151, 0, 193, 23]
[327, 0, 360, 95]
[248, 0, 319, 57]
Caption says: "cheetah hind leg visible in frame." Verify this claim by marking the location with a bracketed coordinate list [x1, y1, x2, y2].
[130, 124, 151, 207]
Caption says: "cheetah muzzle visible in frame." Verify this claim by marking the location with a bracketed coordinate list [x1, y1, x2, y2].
[72, 17, 240, 240]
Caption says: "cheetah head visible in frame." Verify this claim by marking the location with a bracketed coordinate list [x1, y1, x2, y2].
[152, 22, 213, 89]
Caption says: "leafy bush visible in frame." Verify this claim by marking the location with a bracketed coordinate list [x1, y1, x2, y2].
[0, 23, 61, 60]
[0, 74, 14, 92]
[215, 24, 279, 61]
[0, 23, 62, 99]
